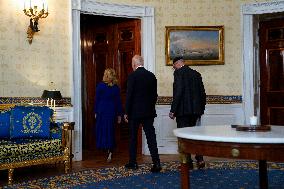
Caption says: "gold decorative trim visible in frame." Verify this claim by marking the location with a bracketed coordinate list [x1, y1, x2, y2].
[63, 147, 71, 173]
[0, 155, 67, 170]
[231, 148, 240, 157]
[22, 112, 43, 134]
[177, 140, 187, 164]
[179, 153, 188, 164]
[0, 97, 72, 107]
[156, 95, 242, 105]
[8, 169, 13, 185]
[165, 26, 224, 66]
[0, 104, 16, 110]
[27, 25, 35, 44]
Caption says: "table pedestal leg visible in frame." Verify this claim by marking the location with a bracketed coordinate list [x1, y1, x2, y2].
[180, 153, 190, 189]
[259, 160, 268, 189]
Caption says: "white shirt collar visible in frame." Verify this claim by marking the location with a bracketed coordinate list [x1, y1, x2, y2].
[136, 65, 144, 70]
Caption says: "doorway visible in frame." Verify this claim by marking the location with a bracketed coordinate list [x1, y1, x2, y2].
[242, 1, 284, 125]
[259, 17, 284, 125]
[72, 2, 155, 161]
[80, 14, 142, 159]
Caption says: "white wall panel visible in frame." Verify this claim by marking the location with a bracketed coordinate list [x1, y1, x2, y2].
[143, 104, 244, 155]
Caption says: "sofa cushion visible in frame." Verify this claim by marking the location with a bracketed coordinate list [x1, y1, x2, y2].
[0, 111, 10, 139]
[0, 148, 63, 164]
[50, 122, 62, 139]
[10, 106, 52, 139]
[0, 138, 62, 159]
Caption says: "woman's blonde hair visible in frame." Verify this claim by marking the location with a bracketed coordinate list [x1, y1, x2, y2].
[102, 68, 118, 86]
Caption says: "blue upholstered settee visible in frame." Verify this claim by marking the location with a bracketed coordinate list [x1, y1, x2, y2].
[0, 104, 74, 184]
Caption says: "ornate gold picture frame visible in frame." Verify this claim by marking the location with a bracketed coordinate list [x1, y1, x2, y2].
[165, 26, 224, 65]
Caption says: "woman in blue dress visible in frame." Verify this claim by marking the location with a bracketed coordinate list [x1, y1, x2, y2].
[94, 68, 123, 162]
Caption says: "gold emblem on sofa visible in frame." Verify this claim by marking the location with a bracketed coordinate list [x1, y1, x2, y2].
[22, 112, 43, 133]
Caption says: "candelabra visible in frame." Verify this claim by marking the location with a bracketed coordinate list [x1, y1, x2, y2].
[23, 0, 49, 44]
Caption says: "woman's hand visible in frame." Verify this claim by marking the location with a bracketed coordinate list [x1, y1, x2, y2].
[117, 116, 122, 124]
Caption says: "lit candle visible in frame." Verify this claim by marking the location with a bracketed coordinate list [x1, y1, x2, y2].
[249, 116, 258, 126]
[54, 100, 56, 108]
[50, 99, 53, 107]
[47, 98, 49, 106]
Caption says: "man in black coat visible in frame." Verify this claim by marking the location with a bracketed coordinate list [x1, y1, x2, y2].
[124, 55, 161, 173]
[169, 56, 206, 169]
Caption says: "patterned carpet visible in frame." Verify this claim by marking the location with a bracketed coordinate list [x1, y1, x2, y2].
[2, 161, 284, 189]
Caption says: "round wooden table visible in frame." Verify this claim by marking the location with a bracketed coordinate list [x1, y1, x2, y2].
[173, 125, 284, 189]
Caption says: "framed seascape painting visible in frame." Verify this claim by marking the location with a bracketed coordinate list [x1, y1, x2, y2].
[165, 26, 224, 65]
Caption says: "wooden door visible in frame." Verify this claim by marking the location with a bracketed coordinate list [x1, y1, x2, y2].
[114, 19, 142, 152]
[81, 15, 141, 155]
[259, 19, 284, 125]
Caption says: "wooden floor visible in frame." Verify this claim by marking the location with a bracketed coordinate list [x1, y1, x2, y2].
[0, 150, 179, 186]
[73, 150, 179, 171]
[0, 149, 229, 186]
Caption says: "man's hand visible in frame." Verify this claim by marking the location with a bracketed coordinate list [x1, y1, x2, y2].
[169, 112, 175, 120]
[124, 114, 129, 123]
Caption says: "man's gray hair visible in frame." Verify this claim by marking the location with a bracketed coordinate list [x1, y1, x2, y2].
[132, 55, 144, 66]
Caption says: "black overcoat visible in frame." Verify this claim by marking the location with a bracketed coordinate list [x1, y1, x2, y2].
[170, 66, 206, 117]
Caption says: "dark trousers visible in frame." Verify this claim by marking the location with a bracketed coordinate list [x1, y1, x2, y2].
[176, 115, 203, 162]
[176, 115, 200, 128]
[128, 117, 160, 165]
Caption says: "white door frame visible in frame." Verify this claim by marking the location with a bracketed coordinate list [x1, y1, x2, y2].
[242, 0, 284, 124]
[71, 0, 155, 160]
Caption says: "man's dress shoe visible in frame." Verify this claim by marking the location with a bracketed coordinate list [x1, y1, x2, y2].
[188, 161, 193, 170]
[150, 164, 162, 173]
[125, 162, 138, 170]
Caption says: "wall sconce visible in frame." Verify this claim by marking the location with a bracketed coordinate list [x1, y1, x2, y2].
[23, 0, 49, 44]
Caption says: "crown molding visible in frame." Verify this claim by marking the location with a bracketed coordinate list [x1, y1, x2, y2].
[242, 0, 284, 14]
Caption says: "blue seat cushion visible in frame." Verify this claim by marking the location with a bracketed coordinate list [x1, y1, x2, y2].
[0, 138, 62, 161]
[10, 106, 52, 139]
[0, 111, 10, 139]
[0, 149, 64, 164]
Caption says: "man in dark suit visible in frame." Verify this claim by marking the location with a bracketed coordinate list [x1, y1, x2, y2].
[169, 56, 206, 169]
[124, 55, 161, 173]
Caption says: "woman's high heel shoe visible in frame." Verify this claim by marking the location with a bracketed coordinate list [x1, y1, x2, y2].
[107, 152, 112, 162]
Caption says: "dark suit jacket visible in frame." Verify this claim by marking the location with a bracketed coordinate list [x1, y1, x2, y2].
[170, 66, 206, 117]
[125, 67, 157, 119]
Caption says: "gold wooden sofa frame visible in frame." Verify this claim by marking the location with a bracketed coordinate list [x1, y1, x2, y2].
[0, 104, 74, 185]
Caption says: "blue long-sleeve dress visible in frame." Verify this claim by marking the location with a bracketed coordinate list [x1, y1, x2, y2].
[94, 82, 123, 150]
